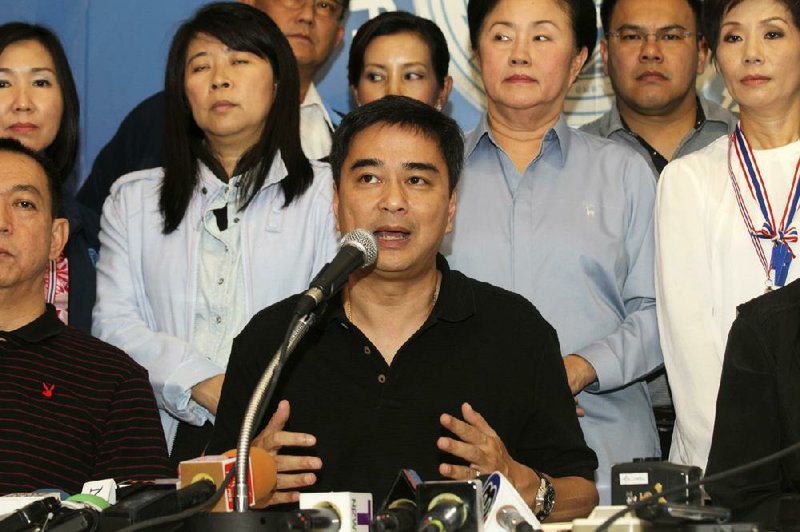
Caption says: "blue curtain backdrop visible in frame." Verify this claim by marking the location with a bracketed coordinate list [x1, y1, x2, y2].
[0, 0, 729, 186]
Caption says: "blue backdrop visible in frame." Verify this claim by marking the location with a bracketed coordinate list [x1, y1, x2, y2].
[0, 0, 729, 186]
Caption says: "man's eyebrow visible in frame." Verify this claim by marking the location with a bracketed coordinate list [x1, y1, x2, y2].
[10, 184, 44, 197]
[350, 158, 384, 170]
[403, 161, 440, 173]
[614, 23, 689, 31]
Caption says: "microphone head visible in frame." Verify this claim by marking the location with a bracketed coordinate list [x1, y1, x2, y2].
[223, 447, 278, 502]
[340, 229, 378, 268]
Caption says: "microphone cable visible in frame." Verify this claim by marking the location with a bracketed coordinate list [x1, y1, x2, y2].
[596, 439, 800, 532]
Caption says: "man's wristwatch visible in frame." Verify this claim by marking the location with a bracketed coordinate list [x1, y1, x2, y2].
[532, 470, 555, 521]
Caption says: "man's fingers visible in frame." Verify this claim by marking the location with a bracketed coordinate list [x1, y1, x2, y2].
[275, 454, 322, 473]
[265, 490, 301, 506]
[264, 400, 291, 433]
[461, 403, 498, 437]
[275, 471, 318, 491]
[437, 436, 482, 465]
[439, 463, 480, 481]
[440, 413, 484, 444]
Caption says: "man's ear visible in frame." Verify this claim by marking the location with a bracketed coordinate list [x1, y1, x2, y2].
[334, 23, 345, 49]
[333, 182, 341, 233]
[697, 37, 709, 75]
[49, 217, 69, 261]
[445, 190, 457, 234]
[600, 38, 610, 77]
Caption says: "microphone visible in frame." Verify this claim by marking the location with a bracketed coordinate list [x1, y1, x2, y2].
[418, 493, 467, 532]
[371, 498, 417, 532]
[495, 506, 535, 532]
[178, 446, 277, 512]
[372, 469, 424, 532]
[480, 472, 538, 532]
[300, 492, 373, 532]
[0, 497, 60, 532]
[286, 507, 342, 532]
[294, 228, 378, 316]
[416, 480, 482, 532]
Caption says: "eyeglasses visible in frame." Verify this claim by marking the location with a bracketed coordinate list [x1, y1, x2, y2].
[607, 28, 698, 46]
[275, 0, 344, 19]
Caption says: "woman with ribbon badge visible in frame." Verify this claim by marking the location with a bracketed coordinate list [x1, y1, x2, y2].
[655, 0, 800, 471]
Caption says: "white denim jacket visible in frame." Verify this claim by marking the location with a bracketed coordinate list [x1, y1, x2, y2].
[93, 157, 338, 450]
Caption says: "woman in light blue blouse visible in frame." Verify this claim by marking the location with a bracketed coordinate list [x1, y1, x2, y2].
[445, 0, 661, 503]
[92, 2, 337, 463]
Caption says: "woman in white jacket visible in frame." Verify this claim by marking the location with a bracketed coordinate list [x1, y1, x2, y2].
[92, 2, 337, 461]
[656, 0, 800, 471]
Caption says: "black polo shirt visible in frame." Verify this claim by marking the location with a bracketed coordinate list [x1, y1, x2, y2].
[209, 256, 597, 500]
[0, 305, 171, 494]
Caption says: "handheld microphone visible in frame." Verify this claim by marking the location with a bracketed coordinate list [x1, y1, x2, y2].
[416, 480, 482, 532]
[480, 472, 538, 532]
[287, 507, 342, 532]
[418, 493, 467, 532]
[495, 506, 535, 532]
[294, 228, 378, 316]
[0, 497, 60, 532]
[300, 492, 373, 532]
[371, 498, 417, 532]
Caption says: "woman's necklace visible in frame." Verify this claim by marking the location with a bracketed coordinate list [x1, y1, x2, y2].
[727, 124, 800, 292]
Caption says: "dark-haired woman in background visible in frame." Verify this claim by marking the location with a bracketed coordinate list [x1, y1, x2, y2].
[445, 0, 660, 504]
[0, 22, 99, 332]
[348, 11, 452, 109]
[92, 2, 337, 461]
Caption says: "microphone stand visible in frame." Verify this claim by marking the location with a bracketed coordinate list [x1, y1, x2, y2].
[235, 312, 316, 512]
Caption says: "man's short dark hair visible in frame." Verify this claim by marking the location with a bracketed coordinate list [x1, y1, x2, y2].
[600, 0, 703, 35]
[0, 138, 63, 218]
[329, 96, 464, 193]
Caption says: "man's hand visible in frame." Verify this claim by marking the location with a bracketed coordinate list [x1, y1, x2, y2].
[191, 374, 225, 416]
[563, 354, 597, 395]
[251, 400, 321, 506]
[437, 402, 519, 480]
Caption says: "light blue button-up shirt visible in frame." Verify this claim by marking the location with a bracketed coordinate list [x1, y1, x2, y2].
[444, 114, 661, 503]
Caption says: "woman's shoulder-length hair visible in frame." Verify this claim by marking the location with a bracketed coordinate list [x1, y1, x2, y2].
[0, 22, 80, 183]
[161, 1, 312, 234]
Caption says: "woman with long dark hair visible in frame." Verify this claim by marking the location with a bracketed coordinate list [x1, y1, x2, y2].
[92, 2, 337, 461]
[0, 22, 98, 332]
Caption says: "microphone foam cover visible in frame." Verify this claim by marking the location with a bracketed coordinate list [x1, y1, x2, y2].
[223, 447, 278, 501]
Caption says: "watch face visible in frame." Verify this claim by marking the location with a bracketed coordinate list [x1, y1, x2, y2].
[543, 483, 556, 512]
[535, 476, 555, 520]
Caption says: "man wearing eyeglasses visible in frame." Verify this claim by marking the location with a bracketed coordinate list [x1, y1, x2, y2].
[77, 0, 349, 215]
[581, 0, 736, 461]
[582, 0, 736, 177]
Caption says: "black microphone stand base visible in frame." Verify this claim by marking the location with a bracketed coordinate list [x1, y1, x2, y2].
[182, 510, 288, 531]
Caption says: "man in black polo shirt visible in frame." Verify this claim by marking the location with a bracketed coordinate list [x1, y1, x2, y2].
[0, 139, 171, 494]
[209, 96, 599, 521]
